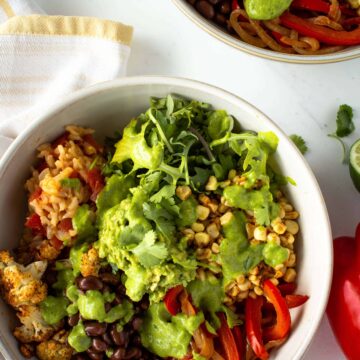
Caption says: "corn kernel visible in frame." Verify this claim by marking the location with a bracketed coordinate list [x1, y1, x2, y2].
[238, 280, 251, 291]
[269, 278, 279, 286]
[199, 193, 210, 206]
[196, 205, 210, 221]
[272, 222, 287, 235]
[246, 223, 255, 239]
[218, 203, 229, 213]
[220, 212, 233, 226]
[267, 232, 280, 245]
[205, 176, 218, 191]
[237, 291, 249, 300]
[254, 286, 263, 296]
[182, 228, 195, 240]
[286, 253, 296, 267]
[194, 232, 211, 247]
[284, 268, 297, 283]
[191, 222, 205, 233]
[211, 242, 220, 254]
[207, 223, 220, 239]
[285, 211, 299, 220]
[285, 220, 299, 235]
[236, 274, 245, 284]
[176, 185, 192, 200]
[254, 226, 267, 241]
[208, 201, 219, 213]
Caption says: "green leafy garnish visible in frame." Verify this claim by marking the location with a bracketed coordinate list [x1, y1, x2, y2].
[290, 135, 308, 155]
[60, 178, 81, 189]
[132, 230, 168, 268]
[335, 104, 354, 138]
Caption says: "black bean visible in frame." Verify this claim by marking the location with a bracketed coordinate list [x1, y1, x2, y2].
[139, 297, 149, 311]
[131, 335, 142, 346]
[111, 348, 126, 360]
[131, 317, 143, 331]
[219, 0, 231, 14]
[208, 0, 221, 4]
[100, 272, 120, 285]
[92, 338, 108, 352]
[102, 332, 113, 345]
[68, 313, 80, 327]
[116, 284, 126, 296]
[44, 269, 57, 286]
[195, 0, 215, 19]
[124, 348, 142, 360]
[71, 354, 88, 360]
[187, 0, 196, 5]
[102, 284, 111, 294]
[78, 276, 103, 291]
[113, 294, 123, 306]
[105, 302, 112, 313]
[87, 349, 104, 360]
[110, 328, 129, 347]
[85, 322, 107, 337]
[214, 13, 227, 26]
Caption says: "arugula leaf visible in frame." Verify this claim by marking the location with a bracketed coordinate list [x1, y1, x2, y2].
[290, 135, 308, 155]
[335, 104, 354, 138]
[132, 230, 168, 268]
[207, 110, 234, 140]
[60, 178, 81, 189]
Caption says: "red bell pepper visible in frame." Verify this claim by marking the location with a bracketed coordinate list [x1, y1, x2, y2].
[327, 223, 360, 360]
[291, 0, 329, 13]
[50, 236, 63, 250]
[278, 282, 296, 296]
[164, 285, 184, 315]
[343, 17, 360, 27]
[232, 326, 245, 359]
[245, 296, 269, 360]
[280, 12, 360, 46]
[58, 218, 73, 232]
[262, 279, 291, 342]
[29, 187, 42, 202]
[83, 134, 103, 153]
[285, 294, 309, 309]
[52, 132, 69, 148]
[87, 168, 105, 201]
[25, 213, 42, 231]
[232, 0, 239, 11]
[217, 313, 241, 360]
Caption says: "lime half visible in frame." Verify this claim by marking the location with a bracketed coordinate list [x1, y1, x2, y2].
[350, 139, 360, 192]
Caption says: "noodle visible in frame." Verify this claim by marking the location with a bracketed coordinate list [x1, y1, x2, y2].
[224, 0, 357, 56]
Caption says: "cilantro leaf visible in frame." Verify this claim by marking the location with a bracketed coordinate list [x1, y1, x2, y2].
[290, 135, 308, 155]
[150, 185, 175, 203]
[132, 230, 168, 268]
[60, 178, 81, 189]
[335, 104, 354, 138]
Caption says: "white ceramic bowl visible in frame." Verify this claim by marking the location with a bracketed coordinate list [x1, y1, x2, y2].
[173, 0, 360, 64]
[0, 77, 332, 359]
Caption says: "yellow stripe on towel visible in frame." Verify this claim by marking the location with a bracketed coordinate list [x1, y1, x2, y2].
[0, 0, 14, 17]
[0, 15, 133, 45]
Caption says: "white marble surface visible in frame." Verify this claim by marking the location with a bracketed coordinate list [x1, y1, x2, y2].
[34, 0, 360, 358]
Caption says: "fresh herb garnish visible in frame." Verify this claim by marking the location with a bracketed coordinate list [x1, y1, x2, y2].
[290, 135, 308, 155]
[335, 104, 354, 138]
[60, 178, 81, 189]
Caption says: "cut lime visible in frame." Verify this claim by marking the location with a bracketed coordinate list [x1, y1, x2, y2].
[350, 139, 360, 192]
[244, 0, 292, 20]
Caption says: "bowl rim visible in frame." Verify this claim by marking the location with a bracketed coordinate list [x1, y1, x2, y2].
[172, 0, 360, 64]
[0, 76, 333, 359]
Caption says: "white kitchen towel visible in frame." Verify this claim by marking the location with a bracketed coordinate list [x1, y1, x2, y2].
[0, 0, 133, 157]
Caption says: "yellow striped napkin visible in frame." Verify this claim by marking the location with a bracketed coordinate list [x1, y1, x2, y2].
[0, 0, 133, 157]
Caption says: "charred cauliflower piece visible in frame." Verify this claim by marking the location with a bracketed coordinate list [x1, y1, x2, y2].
[36, 330, 73, 360]
[13, 305, 58, 343]
[0, 250, 47, 308]
[80, 247, 100, 277]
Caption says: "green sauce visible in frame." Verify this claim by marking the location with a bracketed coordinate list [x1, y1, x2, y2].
[244, 0, 292, 20]
[40, 296, 69, 325]
[140, 303, 204, 358]
[68, 322, 91, 352]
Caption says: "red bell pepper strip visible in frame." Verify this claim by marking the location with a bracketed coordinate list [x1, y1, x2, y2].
[25, 213, 42, 231]
[164, 285, 184, 315]
[58, 218, 73, 232]
[52, 132, 69, 148]
[232, 0, 239, 11]
[277, 282, 297, 296]
[245, 296, 269, 360]
[87, 168, 105, 201]
[280, 12, 360, 46]
[262, 279, 291, 343]
[285, 294, 309, 309]
[291, 0, 329, 14]
[83, 134, 103, 153]
[217, 313, 240, 360]
[29, 187, 42, 202]
[327, 223, 360, 360]
[50, 236, 63, 250]
[232, 326, 245, 359]
[291, 0, 355, 16]
[343, 17, 360, 27]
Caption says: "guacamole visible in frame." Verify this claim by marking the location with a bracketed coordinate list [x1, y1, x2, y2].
[244, 0, 292, 20]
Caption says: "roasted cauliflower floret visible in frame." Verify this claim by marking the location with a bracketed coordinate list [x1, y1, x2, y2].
[36, 330, 73, 360]
[0, 250, 47, 308]
[13, 305, 58, 343]
[80, 247, 100, 277]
